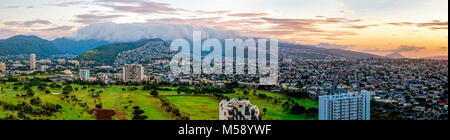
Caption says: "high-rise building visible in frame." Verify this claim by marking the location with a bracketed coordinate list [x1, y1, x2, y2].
[79, 69, 90, 81]
[0, 62, 6, 72]
[123, 64, 144, 82]
[30, 53, 36, 70]
[319, 93, 371, 120]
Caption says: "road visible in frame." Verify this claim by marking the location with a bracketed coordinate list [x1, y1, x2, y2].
[330, 74, 339, 95]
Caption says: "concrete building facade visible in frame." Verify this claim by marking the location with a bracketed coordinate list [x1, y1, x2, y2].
[79, 69, 90, 81]
[30, 54, 36, 70]
[123, 64, 144, 82]
[0, 62, 6, 72]
[319, 93, 371, 120]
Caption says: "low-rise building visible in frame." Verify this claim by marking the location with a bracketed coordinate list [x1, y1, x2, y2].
[219, 98, 260, 120]
[0, 62, 6, 72]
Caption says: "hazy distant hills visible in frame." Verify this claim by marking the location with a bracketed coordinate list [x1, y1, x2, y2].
[0, 35, 113, 57]
[5, 34, 443, 63]
[52, 38, 112, 55]
[0, 35, 63, 57]
[278, 42, 382, 59]
[75, 38, 383, 66]
[0, 34, 387, 61]
[425, 56, 448, 60]
[385, 52, 406, 59]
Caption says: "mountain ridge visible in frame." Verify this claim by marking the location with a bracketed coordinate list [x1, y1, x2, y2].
[52, 37, 112, 55]
[0, 35, 63, 57]
[76, 39, 165, 66]
[385, 52, 406, 59]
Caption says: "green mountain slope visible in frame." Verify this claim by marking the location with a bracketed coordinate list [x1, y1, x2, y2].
[0, 35, 63, 56]
[52, 38, 112, 55]
[76, 39, 160, 66]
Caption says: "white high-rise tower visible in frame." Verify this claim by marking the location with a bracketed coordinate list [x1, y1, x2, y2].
[30, 53, 36, 70]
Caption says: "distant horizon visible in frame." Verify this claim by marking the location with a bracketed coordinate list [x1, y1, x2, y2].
[1, 34, 448, 59]
[0, 0, 448, 58]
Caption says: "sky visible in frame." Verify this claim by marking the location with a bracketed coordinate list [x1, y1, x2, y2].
[0, 0, 448, 58]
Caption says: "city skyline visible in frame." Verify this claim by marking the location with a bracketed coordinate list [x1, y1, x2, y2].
[0, 0, 448, 58]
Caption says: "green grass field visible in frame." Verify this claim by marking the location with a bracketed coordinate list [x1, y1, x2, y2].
[166, 96, 219, 120]
[1, 80, 318, 120]
[224, 90, 318, 120]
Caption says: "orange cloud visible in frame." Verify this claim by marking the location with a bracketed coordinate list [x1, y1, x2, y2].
[387, 20, 448, 30]
[228, 13, 269, 17]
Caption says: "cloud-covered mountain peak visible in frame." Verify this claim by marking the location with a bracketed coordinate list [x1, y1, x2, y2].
[73, 22, 240, 42]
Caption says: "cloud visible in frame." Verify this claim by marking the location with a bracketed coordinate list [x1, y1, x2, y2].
[40, 26, 75, 31]
[339, 0, 427, 12]
[4, 6, 20, 8]
[144, 16, 364, 43]
[387, 22, 414, 26]
[194, 10, 230, 15]
[95, 0, 179, 14]
[343, 24, 379, 29]
[52, 1, 88, 7]
[365, 45, 426, 53]
[3, 21, 21, 26]
[251, 17, 361, 39]
[228, 13, 269, 18]
[0, 28, 23, 39]
[387, 20, 448, 30]
[3, 19, 52, 27]
[72, 22, 240, 42]
[23, 19, 52, 26]
[75, 14, 126, 24]
[389, 45, 426, 52]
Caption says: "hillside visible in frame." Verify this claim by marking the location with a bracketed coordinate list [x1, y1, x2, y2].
[0, 35, 63, 56]
[425, 56, 448, 60]
[52, 38, 112, 55]
[278, 42, 382, 59]
[77, 38, 383, 66]
[76, 39, 167, 66]
[385, 52, 406, 59]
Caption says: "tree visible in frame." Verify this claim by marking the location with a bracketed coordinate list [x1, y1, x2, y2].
[296, 81, 304, 89]
[143, 84, 159, 91]
[45, 89, 51, 94]
[290, 103, 306, 114]
[132, 106, 148, 120]
[151, 90, 159, 96]
[38, 84, 46, 91]
[243, 89, 250, 95]
[30, 97, 42, 105]
[96, 103, 103, 109]
[306, 108, 318, 115]
[63, 85, 73, 95]
[49, 82, 62, 89]
[262, 108, 267, 116]
[26, 89, 35, 97]
[282, 89, 309, 98]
